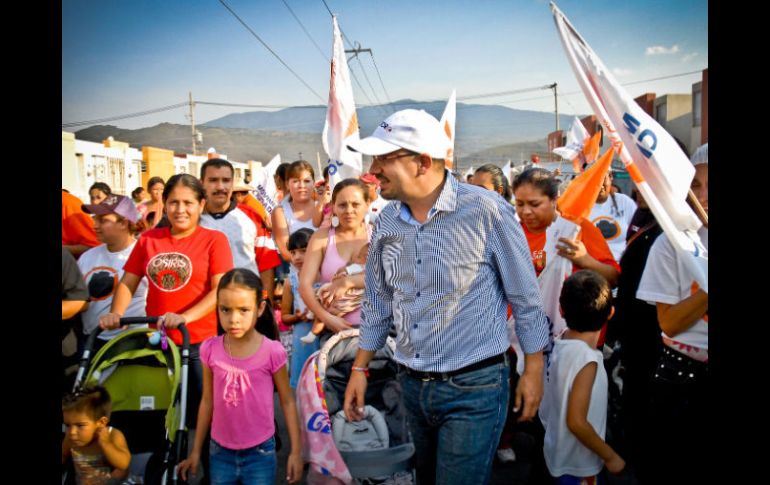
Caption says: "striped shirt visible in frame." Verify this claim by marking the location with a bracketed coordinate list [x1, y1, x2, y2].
[359, 171, 550, 372]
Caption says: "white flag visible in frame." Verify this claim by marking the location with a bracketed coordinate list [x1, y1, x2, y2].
[249, 153, 281, 215]
[322, 15, 362, 189]
[502, 159, 514, 182]
[508, 215, 579, 375]
[439, 89, 457, 169]
[464, 165, 474, 181]
[551, 2, 707, 291]
[552, 116, 589, 160]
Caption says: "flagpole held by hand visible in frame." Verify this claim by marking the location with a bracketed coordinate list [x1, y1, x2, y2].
[687, 190, 708, 228]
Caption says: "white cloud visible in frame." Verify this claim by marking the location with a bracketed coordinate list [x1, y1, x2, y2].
[682, 52, 699, 62]
[612, 68, 633, 77]
[645, 45, 680, 56]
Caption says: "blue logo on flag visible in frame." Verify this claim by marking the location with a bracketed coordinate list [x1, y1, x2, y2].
[307, 412, 331, 434]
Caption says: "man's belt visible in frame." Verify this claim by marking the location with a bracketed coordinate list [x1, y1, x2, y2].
[400, 353, 507, 381]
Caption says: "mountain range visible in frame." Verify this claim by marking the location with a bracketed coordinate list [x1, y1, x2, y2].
[75, 100, 579, 170]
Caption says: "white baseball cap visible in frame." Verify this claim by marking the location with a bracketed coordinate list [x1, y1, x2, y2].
[347, 109, 451, 160]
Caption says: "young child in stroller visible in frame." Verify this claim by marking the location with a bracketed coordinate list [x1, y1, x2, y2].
[62, 386, 132, 485]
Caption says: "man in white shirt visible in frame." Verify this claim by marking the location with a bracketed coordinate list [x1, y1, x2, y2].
[588, 171, 637, 262]
[199, 159, 280, 299]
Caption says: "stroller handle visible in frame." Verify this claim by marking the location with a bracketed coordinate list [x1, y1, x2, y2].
[118, 317, 190, 347]
[119, 316, 160, 325]
[83, 317, 190, 354]
[74, 318, 191, 394]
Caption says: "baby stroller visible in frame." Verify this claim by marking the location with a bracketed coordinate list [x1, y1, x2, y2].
[298, 329, 415, 484]
[63, 317, 191, 485]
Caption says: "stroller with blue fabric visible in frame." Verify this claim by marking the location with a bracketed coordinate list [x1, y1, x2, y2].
[300, 329, 415, 484]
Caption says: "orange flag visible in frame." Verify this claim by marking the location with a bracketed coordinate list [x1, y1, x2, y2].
[582, 130, 601, 163]
[571, 156, 584, 175]
[557, 146, 614, 223]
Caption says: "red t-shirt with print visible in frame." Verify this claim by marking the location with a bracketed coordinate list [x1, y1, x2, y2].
[124, 226, 233, 344]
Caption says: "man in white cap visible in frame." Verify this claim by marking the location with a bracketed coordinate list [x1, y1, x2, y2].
[343, 109, 550, 485]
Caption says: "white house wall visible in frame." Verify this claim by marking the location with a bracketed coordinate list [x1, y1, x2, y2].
[72, 139, 143, 199]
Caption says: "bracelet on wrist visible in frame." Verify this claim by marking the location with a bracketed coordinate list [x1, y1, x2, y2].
[352, 366, 369, 378]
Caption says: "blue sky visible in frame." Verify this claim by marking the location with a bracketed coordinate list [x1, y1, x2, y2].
[62, 0, 708, 130]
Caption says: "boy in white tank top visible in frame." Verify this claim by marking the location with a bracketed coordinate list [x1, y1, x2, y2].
[541, 270, 625, 482]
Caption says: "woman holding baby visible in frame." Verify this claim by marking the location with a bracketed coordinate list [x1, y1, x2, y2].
[299, 178, 372, 338]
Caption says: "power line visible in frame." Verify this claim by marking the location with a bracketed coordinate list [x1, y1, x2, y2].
[470, 69, 706, 108]
[320, 0, 390, 116]
[217, 0, 325, 102]
[369, 52, 394, 108]
[356, 55, 385, 108]
[320, 0, 334, 17]
[344, 57, 386, 115]
[197, 101, 309, 109]
[62, 102, 188, 128]
[280, 0, 328, 61]
[461, 85, 552, 101]
[370, 84, 552, 107]
[279, 0, 386, 117]
[623, 69, 703, 87]
[318, 0, 386, 114]
[371, 70, 706, 107]
[321, 0, 355, 50]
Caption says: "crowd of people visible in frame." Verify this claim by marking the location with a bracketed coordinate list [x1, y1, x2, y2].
[61, 107, 708, 485]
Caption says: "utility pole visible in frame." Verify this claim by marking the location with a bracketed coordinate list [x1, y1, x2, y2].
[548, 83, 559, 132]
[345, 42, 372, 63]
[189, 91, 198, 156]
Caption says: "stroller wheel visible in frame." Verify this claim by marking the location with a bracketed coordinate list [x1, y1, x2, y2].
[145, 441, 196, 485]
[143, 449, 163, 485]
[144, 448, 187, 485]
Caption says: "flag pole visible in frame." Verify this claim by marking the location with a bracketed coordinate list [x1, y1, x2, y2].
[687, 190, 708, 228]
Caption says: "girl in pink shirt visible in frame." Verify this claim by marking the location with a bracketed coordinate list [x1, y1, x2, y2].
[178, 268, 304, 484]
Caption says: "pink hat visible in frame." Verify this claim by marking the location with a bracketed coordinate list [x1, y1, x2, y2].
[82, 194, 141, 223]
[359, 173, 380, 186]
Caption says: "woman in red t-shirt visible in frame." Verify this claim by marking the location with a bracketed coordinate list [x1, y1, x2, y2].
[100, 174, 234, 434]
[512, 167, 619, 286]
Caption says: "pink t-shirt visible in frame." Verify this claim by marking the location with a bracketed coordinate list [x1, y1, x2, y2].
[201, 334, 287, 449]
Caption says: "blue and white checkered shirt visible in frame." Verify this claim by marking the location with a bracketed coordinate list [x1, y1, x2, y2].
[359, 171, 550, 372]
